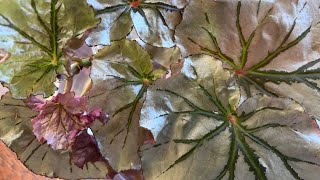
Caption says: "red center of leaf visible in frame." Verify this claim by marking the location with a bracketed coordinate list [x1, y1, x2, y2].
[131, 1, 140, 8]
[143, 79, 151, 86]
[235, 69, 246, 75]
[227, 115, 237, 125]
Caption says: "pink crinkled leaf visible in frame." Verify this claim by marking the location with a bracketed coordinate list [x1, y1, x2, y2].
[71, 130, 103, 169]
[31, 92, 106, 150]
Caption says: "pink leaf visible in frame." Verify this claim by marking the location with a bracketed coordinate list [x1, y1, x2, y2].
[31, 92, 106, 150]
[23, 96, 44, 111]
[80, 107, 109, 126]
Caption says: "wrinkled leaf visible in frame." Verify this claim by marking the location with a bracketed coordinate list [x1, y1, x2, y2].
[0, 92, 108, 179]
[86, 0, 188, 47]
[140, 55, 320, 180]
[88, 39, 177, 171]
[175, 0, 320, 118]
[30, 92, 106, 150]
[0, 0, 98, 98]
[127, 28, 183, 74]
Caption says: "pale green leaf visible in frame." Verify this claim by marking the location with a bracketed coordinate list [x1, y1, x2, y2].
[0, 0, 99, 98]
[88, 39, 176, 171]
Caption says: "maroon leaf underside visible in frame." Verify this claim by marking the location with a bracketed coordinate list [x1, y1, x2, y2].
[71, 130, 103, 168]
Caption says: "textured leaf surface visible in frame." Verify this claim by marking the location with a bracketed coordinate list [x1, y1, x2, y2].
[0, 92, 108, 179]
[88, 39, 177, 171]
[0, 0, 98, 98]
[86, 0, 188, 47]
[30, 92, 103, 150]
[175, 0, 320, 118]
[127, 27, 183, 74]
[140, 55, 320, 180]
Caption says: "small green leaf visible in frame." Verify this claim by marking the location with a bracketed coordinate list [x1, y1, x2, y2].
[0, 0, 98, 98]
[140, 55, 320, 180]
[0, 92, 109, 179]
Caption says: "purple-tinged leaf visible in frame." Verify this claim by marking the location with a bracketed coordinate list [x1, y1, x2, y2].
[31, 92, 104, 150]
[71, 130, 103, 169]
[0, 92, 109, 179]
[23, 96, 44, 111]
[80, 107, 109, 125]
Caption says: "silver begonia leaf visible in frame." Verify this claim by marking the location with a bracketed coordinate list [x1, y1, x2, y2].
[86, 0, 188, 47]
[175, 0, 320, 118]
[140, 55, 320, 180]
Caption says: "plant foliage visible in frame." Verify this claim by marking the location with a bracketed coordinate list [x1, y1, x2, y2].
[0, 0, 319, 179]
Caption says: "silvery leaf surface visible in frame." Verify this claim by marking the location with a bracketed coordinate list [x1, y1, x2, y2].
[86, 0, 189, 47]
[175, 0, 320, 118]
[88, 39, 179, 172]
[140, 54, 320, 180]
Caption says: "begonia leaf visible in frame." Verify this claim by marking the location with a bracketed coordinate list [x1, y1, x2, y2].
[0, 0, 98, 98]
[175, 0, 320, 118]
[88, 39, 178, 171]
[140, 54, 320, 180]
[86, 0, 188, 47]
[0, 92, 108, 179]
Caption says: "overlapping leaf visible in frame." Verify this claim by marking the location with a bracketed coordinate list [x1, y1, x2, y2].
[0, 0, 98, 98]
[86, 0, 188, 47]
[71, 130, 104, 169]
[140, 55, 320, 180]
[29, 92, 107, 150]
[127, 28, 183, 74]
[0, 92, 108, 179]
[88, 39, 178, 171]
[175, 0, 320, 118]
